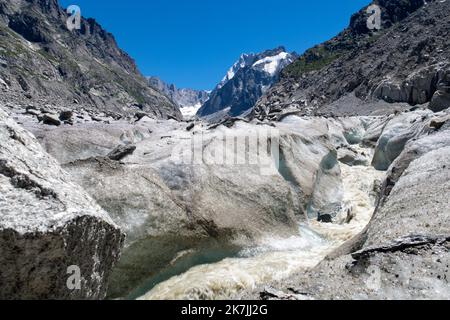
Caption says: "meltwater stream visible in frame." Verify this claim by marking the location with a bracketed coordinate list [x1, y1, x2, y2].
[138, 156, 384, 300]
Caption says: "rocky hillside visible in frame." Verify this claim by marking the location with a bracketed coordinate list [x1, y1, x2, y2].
[148, 76, 210, 119]
[0, 0, 181, 120]
[197, 47, 297, 118]
[253, 0, 450, 120]
[0, 107, 125, 299]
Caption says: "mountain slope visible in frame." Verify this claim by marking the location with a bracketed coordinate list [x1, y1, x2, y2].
[148, 76, 210, 119]
[0, 0, 181, 119]
[197, 47, 297, 118]
[253, 0, 450, 119]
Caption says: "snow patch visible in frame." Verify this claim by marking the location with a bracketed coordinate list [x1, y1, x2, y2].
[253, 52, 289, 76]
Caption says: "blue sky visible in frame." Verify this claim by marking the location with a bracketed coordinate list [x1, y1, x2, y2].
[60, 0, 370, 90]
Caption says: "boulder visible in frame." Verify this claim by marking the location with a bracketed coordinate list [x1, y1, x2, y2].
[107, 144, 136, 161]
[429, 69, 450, 112]
[42, 114, 61, 126]
[0, 108, 125, 300]
[429, 90, 450, 112]
[337, 147, 369, 166]
[59, 110, 74, 122]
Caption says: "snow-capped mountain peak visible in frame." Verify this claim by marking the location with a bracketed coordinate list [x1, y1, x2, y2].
[252, 51, 291, 76]
[197, 47, 298, 118]
[218, 53, 256, 89]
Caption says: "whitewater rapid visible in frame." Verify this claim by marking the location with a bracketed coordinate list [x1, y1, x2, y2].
[138, 150, 384, 300]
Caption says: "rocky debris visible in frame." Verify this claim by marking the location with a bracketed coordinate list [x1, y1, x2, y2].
[430, 91, 450, 112]
[253, 0, 450, 119]
[25, 105, 40, 117]
[91, 116, 104, 122]
[186, 123, 195, 131]
[9, 103, 130, 128]
[107, 144, 136, 161]
[207, 117, 249, 130]
[0, 0, 181, 120]
[260, 287, 311, 301]
[429, 69, 450, 112]
[317, 214, 333, 223]
[372, 64, 450, 106]
[134, 112, 151, 121]
[59, 110, 74, 122]
[351, 235, 450, 261]
[0, 108, 125, 299]
[42, 114, 61, 126]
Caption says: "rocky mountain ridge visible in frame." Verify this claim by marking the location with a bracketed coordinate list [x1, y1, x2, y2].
[197, 46, 297, 118]
[0, 0, 181, 120]
[147, 76, 210, 119]
[253, 0, 450, 120]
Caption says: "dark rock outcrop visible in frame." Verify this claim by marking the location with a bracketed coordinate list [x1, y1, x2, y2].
[107, 144, 136, 161]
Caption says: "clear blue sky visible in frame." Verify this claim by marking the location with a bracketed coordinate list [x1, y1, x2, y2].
[60, 0, 370, 90]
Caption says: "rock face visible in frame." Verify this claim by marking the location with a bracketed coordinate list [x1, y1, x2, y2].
[198, 47, 297, 118]
[148, 76, 210, 119]
[0, 107, 125, 300]
[253, 0, 450, 119]
[107, 144, 136, 161]
[245, 108, 450, 300]
[0, 0, 181, 120]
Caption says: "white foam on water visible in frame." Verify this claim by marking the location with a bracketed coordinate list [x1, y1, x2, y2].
[138, 235, 334, 300]
[309, 156, 384, 242]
